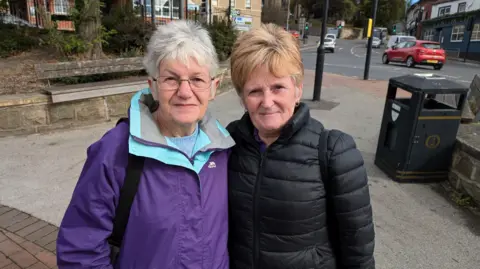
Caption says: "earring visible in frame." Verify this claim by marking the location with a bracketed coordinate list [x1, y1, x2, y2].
[295, 101, 300, 107]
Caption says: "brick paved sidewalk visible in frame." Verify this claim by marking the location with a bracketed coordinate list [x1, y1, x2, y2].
[0, 205, 57, 269]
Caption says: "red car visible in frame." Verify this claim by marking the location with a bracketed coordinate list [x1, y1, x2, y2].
[288, 30, 300, 39]
[382, 40, 446, 70]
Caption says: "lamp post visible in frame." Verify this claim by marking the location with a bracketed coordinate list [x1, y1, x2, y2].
[312, 0, 329, 101]
[286, 0, 291, 31]
[363, 0, 379, 80]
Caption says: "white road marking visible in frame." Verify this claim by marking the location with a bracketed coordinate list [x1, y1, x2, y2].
[350, 45, 365, 58]
[321, 62, 471, 84]
[300, 45, 318, 51]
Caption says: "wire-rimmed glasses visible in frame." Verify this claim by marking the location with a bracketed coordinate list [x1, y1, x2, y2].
[153, 76, 214, 91]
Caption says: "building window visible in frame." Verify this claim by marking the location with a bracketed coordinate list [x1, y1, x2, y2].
[245, 0, 251, 9]
[458, 2, 466, 13]
[451, 25, 465, 42]
[472, 24, 480, 41]
[142, 0, 180, 19]
[54, 0, 69, 15]
[424, 29, 435, 41]
[230, 0, 235, 8]
[438, 6, 451, 17]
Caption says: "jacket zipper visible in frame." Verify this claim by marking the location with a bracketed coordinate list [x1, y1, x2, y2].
[253, 150, 267, 269]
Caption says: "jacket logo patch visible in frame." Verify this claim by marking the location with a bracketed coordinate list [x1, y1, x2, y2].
[208, 161, 216, 168]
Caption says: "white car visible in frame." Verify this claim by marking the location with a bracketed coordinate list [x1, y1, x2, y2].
[318, 38, 336, 53]
[325, 34, 336, 40]
[365, 37, 381, 48]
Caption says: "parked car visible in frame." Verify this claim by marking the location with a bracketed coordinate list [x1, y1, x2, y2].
[289, 30, 300, 39]
[365, 37, 381, 48]
[318, 38, 336, 53]
[382, 40, 446, 70]
[325, 34, 336, 40]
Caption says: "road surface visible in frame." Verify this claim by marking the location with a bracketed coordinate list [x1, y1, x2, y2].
[302, 39, 478, 86]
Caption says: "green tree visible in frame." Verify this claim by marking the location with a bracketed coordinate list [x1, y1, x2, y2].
[298, 0, 357, 21]
[360, 0, 405, 28]
[72, 0, 104, 59]
[330, 0, 358, 21]
[0, 0, 8, 14]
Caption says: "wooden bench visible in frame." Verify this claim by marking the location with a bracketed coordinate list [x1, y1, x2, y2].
[34, 57, 148, 103]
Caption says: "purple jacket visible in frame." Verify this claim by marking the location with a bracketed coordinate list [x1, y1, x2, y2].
[56, 89, 235, 269]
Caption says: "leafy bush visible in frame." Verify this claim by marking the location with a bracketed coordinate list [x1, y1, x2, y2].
[204, 20, 238, 62]
[102, 7, 153, 56]
[44, 27, 88, 58]
[0, 23, 44, 58]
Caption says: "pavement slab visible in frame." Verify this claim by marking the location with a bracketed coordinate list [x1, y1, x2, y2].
[0, 70, 479, 268]
[0, 205, 57, 269]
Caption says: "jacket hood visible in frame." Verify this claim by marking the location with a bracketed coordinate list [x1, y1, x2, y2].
[127, 88, 235, 173]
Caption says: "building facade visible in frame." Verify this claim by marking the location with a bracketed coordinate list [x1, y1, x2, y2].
[421, 0, 480, 61]
[6, 0, 74, 30]
[260, 0, 287, 27]
[430, 0, 480, 18]
[216, 0, 261, 30]
[405, 0, 439, 38]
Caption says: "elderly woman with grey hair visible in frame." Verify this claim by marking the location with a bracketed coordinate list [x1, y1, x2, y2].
[56, 20, 235, 269]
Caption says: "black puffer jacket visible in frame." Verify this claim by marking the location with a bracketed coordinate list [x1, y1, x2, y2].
[227, 103, 375, 269]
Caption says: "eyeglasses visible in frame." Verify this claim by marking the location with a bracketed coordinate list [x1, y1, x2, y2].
[153, 76, 214, 91]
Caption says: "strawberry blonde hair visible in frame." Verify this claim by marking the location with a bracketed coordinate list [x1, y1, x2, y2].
[230, 23, 304, 95]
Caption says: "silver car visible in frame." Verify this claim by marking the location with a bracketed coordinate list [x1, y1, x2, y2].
[366, 37, 381, 48]
[318, 38, 336, 53]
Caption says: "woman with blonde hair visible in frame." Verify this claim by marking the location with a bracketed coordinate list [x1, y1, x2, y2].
[227, 23, 376, 269]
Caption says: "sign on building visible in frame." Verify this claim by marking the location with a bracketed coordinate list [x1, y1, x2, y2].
[234, 16, 252, 32]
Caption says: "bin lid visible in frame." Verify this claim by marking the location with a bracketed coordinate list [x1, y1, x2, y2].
[389, 74, 468, 94]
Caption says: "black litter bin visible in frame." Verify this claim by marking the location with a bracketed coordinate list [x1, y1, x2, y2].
[374, 74, 469, 182]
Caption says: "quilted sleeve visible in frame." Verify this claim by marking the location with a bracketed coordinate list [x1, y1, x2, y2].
[328, 130, 375, 269]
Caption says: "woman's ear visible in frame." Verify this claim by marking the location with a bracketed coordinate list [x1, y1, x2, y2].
[148, 79, 159, 100]
[295, 84, 304, 103]
[148, 78, 153, 90]
[209, 78, 220, 100]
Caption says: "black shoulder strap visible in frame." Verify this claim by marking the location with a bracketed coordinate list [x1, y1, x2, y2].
[116, 117, 129, 126]
[108, 153, 145, 247]
[108, 118, 145, 263]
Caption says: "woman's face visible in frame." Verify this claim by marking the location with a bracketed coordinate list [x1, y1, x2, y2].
[242, 65, 302, 135]
[149, 58, 219, 128]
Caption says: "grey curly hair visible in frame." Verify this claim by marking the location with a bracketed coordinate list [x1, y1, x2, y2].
[143, 20, 219, 79]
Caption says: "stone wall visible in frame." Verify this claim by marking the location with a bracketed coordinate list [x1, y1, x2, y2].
[0, 92, 136, 137]
[449, 124, 480, 205]
[340, 28, 364, 40]
[0, 73, 232, 137]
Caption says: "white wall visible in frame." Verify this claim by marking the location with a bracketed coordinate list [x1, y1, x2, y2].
[431, 0, 480, 19]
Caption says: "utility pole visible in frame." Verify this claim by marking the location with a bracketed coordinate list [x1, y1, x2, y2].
[228, 0, 231, 24]
[151, 0, 156, 27]
[208, 0, 212, 24]
[286, 0, 291, 31]
[363, 0, 378, 80]
[179, 0, 185, 19]
[312, 0, 329, 101]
